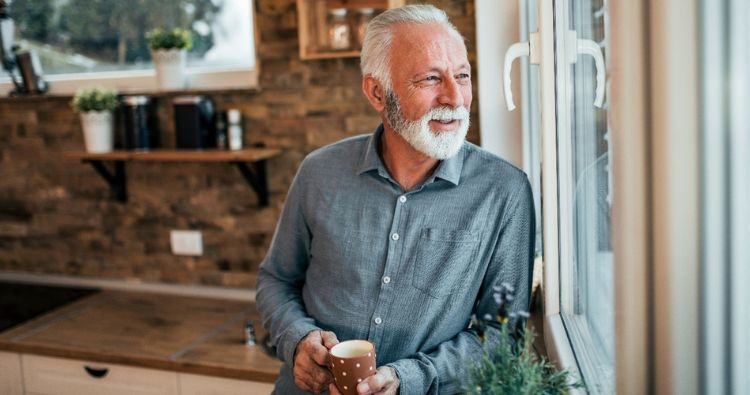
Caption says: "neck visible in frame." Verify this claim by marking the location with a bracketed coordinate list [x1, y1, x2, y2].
[379, 124, 440, 192]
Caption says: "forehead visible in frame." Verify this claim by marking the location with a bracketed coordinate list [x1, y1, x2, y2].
[389, 22, 468, 73]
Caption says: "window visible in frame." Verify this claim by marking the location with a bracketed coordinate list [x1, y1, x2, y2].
[1, 0, 256, 95]
[554, 0, 613, 393]
[516, 0, 613, 392]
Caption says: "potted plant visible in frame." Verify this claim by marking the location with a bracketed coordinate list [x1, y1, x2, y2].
[146, 27, 192, 90]
[71, 87, 119, 153]
[464, 283, 583, 394]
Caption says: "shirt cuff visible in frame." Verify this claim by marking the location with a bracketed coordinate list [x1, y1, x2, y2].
[386, 358, 434, 395]
[278, 321, 321, 365]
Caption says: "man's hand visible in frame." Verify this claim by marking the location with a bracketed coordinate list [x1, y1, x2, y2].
[328, 366, 400, 395]
[293, 330, 339, 393]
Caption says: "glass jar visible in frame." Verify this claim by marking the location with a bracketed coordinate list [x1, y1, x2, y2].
[356, 8, 375, 48]
[328, 8, 350, 50]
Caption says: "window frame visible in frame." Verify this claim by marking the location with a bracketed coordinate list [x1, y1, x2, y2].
[528, 0, 619, 392]
[0, 0, 259, 96]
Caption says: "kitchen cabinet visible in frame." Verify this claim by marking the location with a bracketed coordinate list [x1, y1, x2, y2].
[179, 373, 274, 395]
[297, 0, 405, 60]
[0, 351, 23, 395]
[22, 354, 180, 395]
[0, 291, 282, 394]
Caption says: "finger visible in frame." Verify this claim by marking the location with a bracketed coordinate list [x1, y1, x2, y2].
[310, 341, 331, 367]
[299, 359, 333, 384]
[321, 330, 340, 349]
[357, 367, 393, 394]
[329, 382, 343, 395]
[295, 357, 333, 392]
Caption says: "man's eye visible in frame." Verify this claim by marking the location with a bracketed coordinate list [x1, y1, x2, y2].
[424, 76, 440, 82]
[456, 73, 471, 80]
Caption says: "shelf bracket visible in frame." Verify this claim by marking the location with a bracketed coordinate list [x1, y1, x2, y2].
[233, 160, 269, 207]
[84, 160, 127, 202]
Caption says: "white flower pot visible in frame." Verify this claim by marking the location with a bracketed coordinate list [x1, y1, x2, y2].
[151, 49, 187, 90]
[80, 111, 114, 153]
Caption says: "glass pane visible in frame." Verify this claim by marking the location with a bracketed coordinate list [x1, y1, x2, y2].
[9, 0, 253, 75]
[520, 0, 543, 257]
[555, 0, 614, 392]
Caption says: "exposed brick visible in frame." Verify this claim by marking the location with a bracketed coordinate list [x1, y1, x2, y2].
[0, 0, 478, 288]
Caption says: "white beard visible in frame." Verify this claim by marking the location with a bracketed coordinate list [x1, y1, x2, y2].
[384, 91, 470, 160]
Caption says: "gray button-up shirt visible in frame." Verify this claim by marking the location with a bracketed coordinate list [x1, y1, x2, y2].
[257, 125, 535, 395]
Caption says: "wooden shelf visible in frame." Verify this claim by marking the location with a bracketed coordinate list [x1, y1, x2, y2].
[64, 149, 282, 206]
[297, 0, 405, 60]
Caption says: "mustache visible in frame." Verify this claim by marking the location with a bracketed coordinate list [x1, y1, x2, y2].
[424, 106, 470, 122]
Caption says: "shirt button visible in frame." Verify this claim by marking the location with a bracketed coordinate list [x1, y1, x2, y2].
[398, 195, 407, 203]
[374, 317, 382, 325]
[383, 276, 391, 284]
[391, 233, 399, 241]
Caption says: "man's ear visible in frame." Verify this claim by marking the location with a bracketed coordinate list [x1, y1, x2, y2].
[362, 75, 386, 112]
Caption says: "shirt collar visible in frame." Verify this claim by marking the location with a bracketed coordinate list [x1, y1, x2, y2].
[356, 123, 465, 186]
[357, 124, 385, 176]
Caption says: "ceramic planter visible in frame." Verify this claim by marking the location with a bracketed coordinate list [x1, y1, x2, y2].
[151, 48, 186, 90]
[80, 111, 114, 153]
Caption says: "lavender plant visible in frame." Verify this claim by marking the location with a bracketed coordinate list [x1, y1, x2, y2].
[465, 283, 582, 395]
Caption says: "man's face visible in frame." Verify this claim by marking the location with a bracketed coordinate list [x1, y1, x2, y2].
[383, 22, 472, 159]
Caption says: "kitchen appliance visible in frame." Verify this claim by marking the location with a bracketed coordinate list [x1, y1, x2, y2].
[0, 0, 48, 96]
[119, 95, 158, 150]
[173, 95, 216, 149]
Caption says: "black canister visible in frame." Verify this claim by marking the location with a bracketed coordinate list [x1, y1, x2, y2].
[119, 95, 158, 150]
[173, 95, 216, 149]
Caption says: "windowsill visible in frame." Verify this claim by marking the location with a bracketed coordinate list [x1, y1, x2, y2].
[0, 86, 262, 103]
[0, 65, 260, 97]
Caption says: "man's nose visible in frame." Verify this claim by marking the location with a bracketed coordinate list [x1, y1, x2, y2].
[437, 76, 464, 108]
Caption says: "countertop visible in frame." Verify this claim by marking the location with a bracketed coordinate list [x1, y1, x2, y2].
[0, 290, 282, 383]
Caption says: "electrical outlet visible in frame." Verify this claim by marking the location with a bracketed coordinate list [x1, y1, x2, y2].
[170, 230, 203, 256]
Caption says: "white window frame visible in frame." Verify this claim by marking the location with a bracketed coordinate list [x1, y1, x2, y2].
[0, 1, 259, 96]
[528, 0, 584, 388]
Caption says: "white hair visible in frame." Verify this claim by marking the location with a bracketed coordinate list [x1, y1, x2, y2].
[360, 4, 465, 92]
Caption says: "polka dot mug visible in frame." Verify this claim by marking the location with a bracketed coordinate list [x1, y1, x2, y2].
[329, 340, 377, 395]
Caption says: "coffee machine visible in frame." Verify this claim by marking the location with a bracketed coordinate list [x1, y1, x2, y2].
[0, 0, 47, 96]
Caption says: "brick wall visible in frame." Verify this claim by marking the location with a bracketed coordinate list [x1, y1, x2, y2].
[0, 0, 478, 288]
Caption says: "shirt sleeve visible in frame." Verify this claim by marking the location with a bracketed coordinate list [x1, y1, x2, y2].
[387, 177, 536, 395]
[256, 159, 321, 365]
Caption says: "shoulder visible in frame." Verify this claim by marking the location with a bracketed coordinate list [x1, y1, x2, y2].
[461, 142, 529, 189]
[304, 134, 372, 165]
[299, 133, 371, 171]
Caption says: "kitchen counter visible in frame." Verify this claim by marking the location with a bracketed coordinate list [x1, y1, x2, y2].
[0, 290, 282, 383]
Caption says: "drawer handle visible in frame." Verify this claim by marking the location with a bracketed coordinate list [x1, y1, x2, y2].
[84, 365, 109, 379]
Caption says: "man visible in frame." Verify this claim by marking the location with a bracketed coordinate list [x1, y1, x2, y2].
[256, 5, 535, 395]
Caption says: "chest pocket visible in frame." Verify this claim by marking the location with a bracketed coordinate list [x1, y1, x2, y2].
[410, 228, 480, 298]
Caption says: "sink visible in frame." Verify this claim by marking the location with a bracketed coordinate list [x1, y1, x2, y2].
[0, 281, 99, 332]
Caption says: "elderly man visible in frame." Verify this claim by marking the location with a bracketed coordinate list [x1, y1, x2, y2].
[256, 4, 535, 395]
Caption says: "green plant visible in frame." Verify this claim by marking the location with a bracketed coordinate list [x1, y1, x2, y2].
[145, 27, 192, 50]
[71, 87, 119, 113]
[464, 284, 582, 395]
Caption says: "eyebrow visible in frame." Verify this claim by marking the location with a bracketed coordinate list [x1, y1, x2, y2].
[413, 64, 472, 78]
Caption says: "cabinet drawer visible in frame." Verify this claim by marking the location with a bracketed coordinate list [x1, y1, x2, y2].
[0, 351, 23, 395]
[22, 354, 179, 395]
[179, 373, 274, 395]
